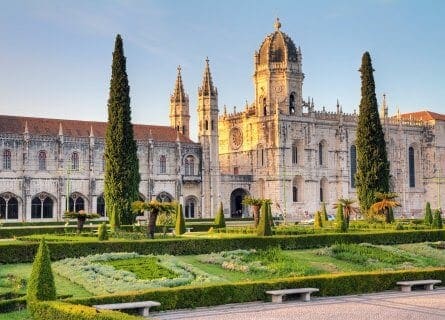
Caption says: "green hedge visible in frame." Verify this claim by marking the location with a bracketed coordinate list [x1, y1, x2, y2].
[0, 296, 26, 313]
[1, 230, 444, 263]
[30, 301, 143, 320]
[67, 268, 445, 310]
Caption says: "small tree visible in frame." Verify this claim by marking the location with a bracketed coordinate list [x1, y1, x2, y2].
[432, 209, 443, 229]
[214, 202, 226, 228]
[321, 202, 328, 221]
[371, 192, 401, 223]
[335, 204, 347, 232]
[242, 196, 263, 227]
[132, 200, 176, 238]
[63, 211, 100, 234]
[314, 211, 323, 229]
[424, 202, 433, 225]
[175, 203, 186, 235]
[97, 222, 109, 241]
[257, 202, 272, 236]
[27, 239, 56, 304]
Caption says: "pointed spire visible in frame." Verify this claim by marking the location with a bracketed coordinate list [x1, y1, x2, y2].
[58, 122, 63, 136]
[199, 58, 217, 96]
[381, 93, 388, 118]
[171, 65, 188, 103]
[24, 121, 29, 134]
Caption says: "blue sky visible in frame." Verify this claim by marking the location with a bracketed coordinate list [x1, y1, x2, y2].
[0, 0, 444, 140]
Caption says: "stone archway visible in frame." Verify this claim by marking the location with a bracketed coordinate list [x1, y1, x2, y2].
[230, 188, 249, 218]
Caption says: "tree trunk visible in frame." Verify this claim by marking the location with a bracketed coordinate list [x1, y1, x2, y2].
[384, 208, 391, 223]
[252, 205, 260, 227]
[77, 216, 86, 234]
[147, 210, 158, 239]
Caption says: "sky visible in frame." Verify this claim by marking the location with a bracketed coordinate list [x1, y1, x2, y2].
[0, 0, 444, 141]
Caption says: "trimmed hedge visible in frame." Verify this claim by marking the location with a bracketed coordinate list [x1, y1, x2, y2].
[0, 296, 26, 313]
[1, 230, 443, 264]
[30, 301, 143, 320]
[67, 268, 445, 310]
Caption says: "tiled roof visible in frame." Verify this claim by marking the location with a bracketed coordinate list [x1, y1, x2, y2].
[0, 115, 194, 143]
[399, 111, 445, 122]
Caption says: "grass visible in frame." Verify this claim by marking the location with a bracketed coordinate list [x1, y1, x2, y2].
[103, 256, 178, 280]
[0, 309, 31, 320]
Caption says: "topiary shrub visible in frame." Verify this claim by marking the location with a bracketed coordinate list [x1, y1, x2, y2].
[335, 205, 347, 232]
[257, 202, 272, 236]
[214, 202, 226, 228]
[388, 207, 395, 224]
[98, 223, 109, 241]
[432, 209, 443, 229]
[27, 239, 56, 306]
[175, 203, 186, 235]
[321, 202, 328, 221]
[314, 211, 323, 229]
[424, 202, 433, 226]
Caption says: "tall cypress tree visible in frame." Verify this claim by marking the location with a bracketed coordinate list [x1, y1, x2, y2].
[356, 52, 390, 214]
[104, 35, 140, 229]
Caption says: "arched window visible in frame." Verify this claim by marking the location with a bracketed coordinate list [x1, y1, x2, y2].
[71, 152, 79, 171]
[0, 195, 18, 220]
[263, 98, 267, 116]
[289, 93, 295, 114]
[211, 120, 214, 131]
[31, 194, 53, 219]
[184, 155, 195, 176]
[292, 186, 298, 202]
[0, 197, 5, 219]
[350, 145, 357, 188]
[292, 176, 303, 202]
[257, 145, 265, 167]
[409, 147, 415, 187]
[318, 142, 324, 166]
[205, 120, 209, 131]
[3, 149, 11, 170]
[156, 192, 172, 203]
[160, 155, 166, 174]
[185, 197, 197, 218]
[292, 143, 298, 164]
[320, 178, 328, 203]
[69, 194, 85, 212]
[38, 151, 46, 171]
[97, 195, 105, 216]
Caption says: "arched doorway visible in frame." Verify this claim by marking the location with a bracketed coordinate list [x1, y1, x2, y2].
[184, 196, 198, 218]
[230, 188, 249, 218]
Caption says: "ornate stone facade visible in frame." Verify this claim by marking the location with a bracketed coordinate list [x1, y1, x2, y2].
[0, 19, 444, 222]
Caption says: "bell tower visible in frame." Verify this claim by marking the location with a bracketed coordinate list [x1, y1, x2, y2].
[169, 66, 190, 139]
[253, 18, 304, 116]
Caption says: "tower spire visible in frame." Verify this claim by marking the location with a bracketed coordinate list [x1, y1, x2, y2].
[169, 65, 190, 138]
[171, 65, 187, 103]
[199, 58, 217, 96]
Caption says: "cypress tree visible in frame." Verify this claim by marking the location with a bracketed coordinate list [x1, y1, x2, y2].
[432, 209, 443, 229]
[314, 211, 323, 229]
[104, 35, 140, 230]
[335, 204, 347, 232]
[321, 202, 328, 221]
[356, 52, 390, 215]
[97, 222, 109, 241]
[175, 203, 186, 235]
[257, 202, 272, 236]
[27, 239, 56, 304]
[214, 202, 226, 228]
[424, 202, 433, 225]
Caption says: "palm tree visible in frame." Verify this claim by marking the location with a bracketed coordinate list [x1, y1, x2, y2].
[371, 192, 401, 223]
[132, 200, 176, 238]
[242, 196, 265, 227]
[333, 198, 360, 225]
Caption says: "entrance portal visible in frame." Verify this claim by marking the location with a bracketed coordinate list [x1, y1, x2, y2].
[230, 188, 249, 218]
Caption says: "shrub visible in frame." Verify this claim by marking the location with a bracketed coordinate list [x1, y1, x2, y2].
[424, 202, 433, 225]
[394, 223, 404, 230]
[321, 202, 328, 221]
[335, 205, 347, 232]
[257, 203, 272, 236]
[214, 202, 226, 228]
[314, 211, 323, 229]
[31, 301, 142, 320]
[98, 223, 109, 241]
[432, 209, 443, 229]
[27, 239, 56, 303]
[175, 203, 186, 235]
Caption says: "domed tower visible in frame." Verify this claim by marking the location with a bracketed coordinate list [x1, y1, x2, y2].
[254, 18, 304, 116]
[169, 66, 190, 139]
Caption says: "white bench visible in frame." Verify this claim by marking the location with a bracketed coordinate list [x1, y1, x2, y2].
[185, 227, 194, 233]
[266, 288, 319, 303]
[396, 279, 441, 292]
[94, 301, 161, 316]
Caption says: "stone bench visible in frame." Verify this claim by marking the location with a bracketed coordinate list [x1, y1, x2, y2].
[185, 227, 194, 233]
[266, 288, 319, 303]
[93, 301, 161, 316]
[396, 279, 441, 292]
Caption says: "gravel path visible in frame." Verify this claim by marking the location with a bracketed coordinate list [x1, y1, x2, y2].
[151, 288, 445, 320]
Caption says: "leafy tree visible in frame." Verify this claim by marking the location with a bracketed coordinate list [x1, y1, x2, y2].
[333, 198, 360, 226]
[257, 201, 272, 236]
[104, 34, 140, 230]
[214, 202, 226, 228]
[432, 209, 443, 229]
[356, 52, 390, 214]
[27, 239, 56, 304]
[371, 192, 401, 223]
[132, 200, 176, 238]
[97, 222, 109, 241]
[314, 211, 323, 229]
[63, 211, 99, 234]
[334, 203, 347, 232]
[424, 202, 433, 225]
[321, 202, 328, 221]
[242, 196, 264, 227]
[175, 203, 186, 235]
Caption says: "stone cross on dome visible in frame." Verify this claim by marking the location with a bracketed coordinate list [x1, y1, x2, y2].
[274, 17, 281, 30]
